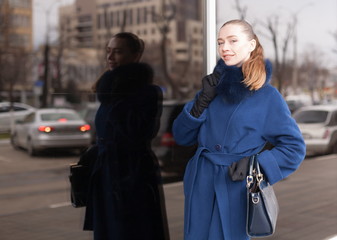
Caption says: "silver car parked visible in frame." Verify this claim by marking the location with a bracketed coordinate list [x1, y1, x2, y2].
[293, 105, 337, 156]
[0, 102, 35, 133]
[11, 108, 92, 156]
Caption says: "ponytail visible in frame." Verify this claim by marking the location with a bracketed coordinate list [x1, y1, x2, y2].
[242, 35, 266, 90]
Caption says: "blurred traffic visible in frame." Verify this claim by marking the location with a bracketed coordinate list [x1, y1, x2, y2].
[1, 96, 337, 172]
[10, 108, 91, 156]
[0, 102, 36, 133]
[293, 104, 337, 156]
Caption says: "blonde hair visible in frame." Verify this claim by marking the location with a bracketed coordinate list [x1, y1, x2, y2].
[221, 20, 266, 91]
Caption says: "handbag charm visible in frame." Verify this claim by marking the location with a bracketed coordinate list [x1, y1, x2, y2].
[246, 155, 279, 237]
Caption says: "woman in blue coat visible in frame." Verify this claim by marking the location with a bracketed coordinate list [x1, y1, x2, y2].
[172, 19, 306, 240]
[83, 32, 170, 240]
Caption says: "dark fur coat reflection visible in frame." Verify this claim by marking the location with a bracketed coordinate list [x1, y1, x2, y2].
[84, 63, 169, 240]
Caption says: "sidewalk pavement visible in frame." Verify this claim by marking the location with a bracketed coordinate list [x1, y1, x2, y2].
[0, 154, 336, 240]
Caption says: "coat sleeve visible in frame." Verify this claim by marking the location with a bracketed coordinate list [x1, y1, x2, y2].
[172, 96, 207, 146]
[258, 87, 306, 185]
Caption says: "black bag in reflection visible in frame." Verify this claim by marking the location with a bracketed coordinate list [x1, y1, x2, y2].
[69, 145, 98, 208]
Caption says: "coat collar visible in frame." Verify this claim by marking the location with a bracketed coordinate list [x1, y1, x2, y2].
[214, 59, 272, 104]
[96, 62, 154, 103]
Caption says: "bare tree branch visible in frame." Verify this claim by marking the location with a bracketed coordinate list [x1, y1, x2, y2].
[233, 0, 247, 20]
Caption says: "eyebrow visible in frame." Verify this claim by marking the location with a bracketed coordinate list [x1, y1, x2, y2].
[107, 47, 123, 50]
[217, 35, 238, 40]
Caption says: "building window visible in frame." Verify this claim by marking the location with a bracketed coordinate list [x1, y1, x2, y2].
[96, 14, 101, 29]
[116, 11, 120, 27]
[122, 9, 127, 26]
[11, 14, 31, 28]
[78, 15, 91, 22]
[9, 33, 29, 47]
[177, 21, 186, 42]
[143, 7, 147, 23]
[151, 6, 156, 22]
[129, 9, 133, 25]
[9, 0, 30, 8]
[137, 8, 140, 25]
[110, 12, 114, 28]
[104, 10, 108, 28]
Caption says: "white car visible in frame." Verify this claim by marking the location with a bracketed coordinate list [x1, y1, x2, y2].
[0, 102, 36, 133]
[293, 105, 337, 156]
[11, 108, 92, 156]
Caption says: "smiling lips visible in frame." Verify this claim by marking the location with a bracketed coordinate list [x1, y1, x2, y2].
[223, 54, 234, 61]
[108, 62, 117, 69]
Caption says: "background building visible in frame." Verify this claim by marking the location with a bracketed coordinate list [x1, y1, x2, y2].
[0, 0, 33, 51]
[58, 0, 205, 100]
[0, 0, 33, 102]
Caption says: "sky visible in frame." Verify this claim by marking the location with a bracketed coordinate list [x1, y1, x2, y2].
[33, 0, 74, 48]
[33, 0, 336, 67]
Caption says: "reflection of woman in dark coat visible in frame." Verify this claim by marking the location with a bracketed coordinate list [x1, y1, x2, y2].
[83, 32, 169, 240]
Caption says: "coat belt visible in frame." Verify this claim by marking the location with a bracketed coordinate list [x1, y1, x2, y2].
[185, 146, 247, 239]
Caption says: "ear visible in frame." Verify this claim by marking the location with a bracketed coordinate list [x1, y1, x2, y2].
[249, 39, 256, 52]
[134, 52, 142, 62]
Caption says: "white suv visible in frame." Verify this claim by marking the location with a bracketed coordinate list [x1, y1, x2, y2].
[293, 105, 337, 156]
[0, 102, 36, 133]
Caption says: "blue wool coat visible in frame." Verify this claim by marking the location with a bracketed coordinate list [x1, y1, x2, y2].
[172, 60, 306, 240]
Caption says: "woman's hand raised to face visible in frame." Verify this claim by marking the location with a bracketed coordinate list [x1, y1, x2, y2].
[201, 70, 221, 101]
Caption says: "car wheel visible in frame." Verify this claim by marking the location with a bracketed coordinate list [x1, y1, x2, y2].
[329, 133, 337, 154]
[331, 141, 337, 154]
[10, 133, 20, 150]
[27, 138, 38, 156]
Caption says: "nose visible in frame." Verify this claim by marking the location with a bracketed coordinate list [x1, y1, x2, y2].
[220, 41, 230, 52]
[107, 51, 114, 60]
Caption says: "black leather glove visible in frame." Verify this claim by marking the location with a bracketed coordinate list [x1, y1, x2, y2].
[190, 71, 220, 118]
[228, 156, 249, 181]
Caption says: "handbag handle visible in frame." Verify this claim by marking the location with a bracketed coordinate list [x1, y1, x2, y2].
[246, 155, 264, 188]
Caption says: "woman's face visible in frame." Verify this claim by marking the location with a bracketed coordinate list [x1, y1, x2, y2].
[217, 24, 256, 67]
[106, 37, 139, 70]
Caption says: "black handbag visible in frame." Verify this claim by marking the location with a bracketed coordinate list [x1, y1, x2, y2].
[69, 164, 91, 208]
[246, 155, 279, 238]
[69, 145, 98, 208]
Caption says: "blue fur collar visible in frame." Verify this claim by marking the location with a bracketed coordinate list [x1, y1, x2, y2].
[214, 59, 272, 104]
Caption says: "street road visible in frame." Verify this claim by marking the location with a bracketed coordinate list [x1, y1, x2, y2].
[0, 141, 78, 216]
[0, 140, 180, 216]
[0, 140, 336, 240]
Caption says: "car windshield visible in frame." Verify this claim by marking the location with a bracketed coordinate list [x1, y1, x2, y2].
[294, 110, 328, 124]
[41, 112, 81, 121]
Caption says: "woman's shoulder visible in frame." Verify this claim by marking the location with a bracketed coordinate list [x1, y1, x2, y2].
[138, 84, 163, 102]
[258, 83, 281, 97]
[253, 84, 287, 106]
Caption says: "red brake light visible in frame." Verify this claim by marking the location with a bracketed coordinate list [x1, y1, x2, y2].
[160, 132, 176, 147]
[79, 124, 91, 132]
[58, 118, 68, 122]
[38, 126, 54, 133]
[322, 129, 330, 139]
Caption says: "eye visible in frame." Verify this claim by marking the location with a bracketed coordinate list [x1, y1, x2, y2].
[217, 41, 224, 46]
[230, 39, 238, 43]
